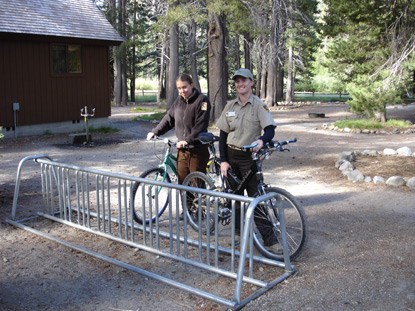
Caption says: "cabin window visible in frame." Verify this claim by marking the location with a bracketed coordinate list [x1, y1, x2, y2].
[51, 44, 82, 74]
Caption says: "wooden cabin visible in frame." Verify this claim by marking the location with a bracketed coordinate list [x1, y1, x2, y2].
[0, 0, 123, 137]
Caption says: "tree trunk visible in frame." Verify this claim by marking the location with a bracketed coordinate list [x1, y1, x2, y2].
[235, 35, 241, 69]
[188, 20, 201, 92]
[260, 58, 267, 99]
[113, 0, 127, 106]
[374, 111, 387, 123]
[255, 58, 262, 97]
[265, 1, 279, 107]
[265, 61, 276, 107]
[129, 45, 136, 102]
[243, 32, 252, 70]
[114, 57, 122, 105]
[208, 13, 227, 121]
[121, 58, 128, 105]
[275, 65, 284, 103]
[157, 34, 167, 104]
[413, 70, 415, 94]
[167, 23, 179, 108]
[285, 45, 293, 103]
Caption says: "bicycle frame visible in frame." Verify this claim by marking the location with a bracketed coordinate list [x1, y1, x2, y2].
[157, 139, 178, 181]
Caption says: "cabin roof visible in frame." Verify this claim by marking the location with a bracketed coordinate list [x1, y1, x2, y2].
[0, 0, 123, 43]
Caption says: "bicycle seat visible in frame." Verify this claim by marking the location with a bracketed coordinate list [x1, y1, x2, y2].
[197, 132, 218, 144]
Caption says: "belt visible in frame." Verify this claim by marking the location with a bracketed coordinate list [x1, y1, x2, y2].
[228, 144, 245, 151]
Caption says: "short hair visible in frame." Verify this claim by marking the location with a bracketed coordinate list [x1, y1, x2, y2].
[176, 73, 193, 85]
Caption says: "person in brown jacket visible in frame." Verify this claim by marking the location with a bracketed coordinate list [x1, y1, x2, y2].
[147, 73, 211, 184]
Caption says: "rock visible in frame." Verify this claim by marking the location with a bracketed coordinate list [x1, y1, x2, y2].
[347, 170, 364, 182]
[383, 148, 397, 156]
[396, 146, 412, 156]
[407, 177, 415, 189]
[335, 159, 346, 168]
[339, 161, 354, 175]
[339, 151, 356, 162]
[362, 149, 378, 156]
[373, 176, 385, 184]
[364, 176, 372, 183]
[386, 176, 406, 187]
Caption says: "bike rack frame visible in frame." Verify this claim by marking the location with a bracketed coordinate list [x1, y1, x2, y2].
[7, 155, 296, 310]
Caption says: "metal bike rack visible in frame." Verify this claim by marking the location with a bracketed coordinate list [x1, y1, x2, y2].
[7, 155, 296, 310]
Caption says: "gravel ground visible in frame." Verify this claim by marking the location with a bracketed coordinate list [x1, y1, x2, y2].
[1, 102, 414, 310]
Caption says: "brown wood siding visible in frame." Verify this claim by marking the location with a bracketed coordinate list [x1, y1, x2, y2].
[0, 37, 112, 128]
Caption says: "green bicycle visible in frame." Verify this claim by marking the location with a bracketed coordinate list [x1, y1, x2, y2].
[130, 135, 216, 225]
[130, 138, 178, 224]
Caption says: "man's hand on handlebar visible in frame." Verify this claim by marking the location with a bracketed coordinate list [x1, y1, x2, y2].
[252, 139, 263, 153]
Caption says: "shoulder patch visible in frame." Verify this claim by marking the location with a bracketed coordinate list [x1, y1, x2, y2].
[201, 102, 208, 111]
[262, 104, 270, 112]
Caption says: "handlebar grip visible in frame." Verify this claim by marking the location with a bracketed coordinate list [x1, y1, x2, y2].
[242, 142, 258, 151]
[279, 138, 297, 146]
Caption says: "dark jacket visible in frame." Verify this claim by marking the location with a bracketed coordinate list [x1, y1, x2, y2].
[152, 88, 211, 145]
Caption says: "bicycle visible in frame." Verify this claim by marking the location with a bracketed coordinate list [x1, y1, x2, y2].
[130, 135, 217, 224]
[182, 134, 307, 261]
[130, 137, 179, 224]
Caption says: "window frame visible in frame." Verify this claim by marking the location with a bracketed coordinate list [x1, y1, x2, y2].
[50, 44, 83, 76]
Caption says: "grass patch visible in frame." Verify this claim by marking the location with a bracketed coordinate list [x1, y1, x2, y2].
[89, 126, 119, 133]
[135, 112, 165, 122]
[131, 106, 165, 113]
[334, 118, 412, 130]
[135, 94, 157, 103]
[294, 93, 351, 102]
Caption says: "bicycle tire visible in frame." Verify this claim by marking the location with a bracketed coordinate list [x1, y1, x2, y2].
[182, 171, 216, 234]
[252, 187, 307, 261]
[130, 167, 171, 224]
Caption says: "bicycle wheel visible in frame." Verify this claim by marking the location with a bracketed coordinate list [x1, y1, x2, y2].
[252, 187, 307, 261]
[182, 171, 216, 234]
[130, 167, 171, 224]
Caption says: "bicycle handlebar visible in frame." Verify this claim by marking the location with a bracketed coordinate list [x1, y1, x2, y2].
[274, 138, 297, 147]
[242, 138, 297, 153]
[148, 136, 176, 146]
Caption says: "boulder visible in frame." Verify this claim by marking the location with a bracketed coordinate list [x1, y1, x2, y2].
[347, 170, 364, 182]
[373, 176, 385, 184]
[386, 176, 406, 187]
[396, 146, 412, 156]
[383, 148, 397, 156]
[406, 177, 415, 190]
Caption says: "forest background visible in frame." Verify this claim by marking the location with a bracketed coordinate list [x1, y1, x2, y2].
[97, 0, 415, 122]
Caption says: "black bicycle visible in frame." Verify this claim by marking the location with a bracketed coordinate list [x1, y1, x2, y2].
[182, 134, 307, 261]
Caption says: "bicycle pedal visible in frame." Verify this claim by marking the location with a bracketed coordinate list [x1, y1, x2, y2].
[219, 207, 231, 218]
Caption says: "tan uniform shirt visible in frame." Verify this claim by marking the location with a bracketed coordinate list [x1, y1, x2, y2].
[216, 94, 276, 147]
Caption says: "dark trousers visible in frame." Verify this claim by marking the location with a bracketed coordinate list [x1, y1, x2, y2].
[227, 147, 271, 236]
[227, 147, 258, 196]
[176, 145, 209, 184]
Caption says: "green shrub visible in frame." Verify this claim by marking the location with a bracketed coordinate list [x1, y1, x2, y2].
[346, 75, 402, 119]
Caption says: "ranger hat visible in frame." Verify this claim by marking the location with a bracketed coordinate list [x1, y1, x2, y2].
[232, 68, 254, 80]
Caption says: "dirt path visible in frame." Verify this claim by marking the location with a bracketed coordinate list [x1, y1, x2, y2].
[0, 103, 414, 310]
